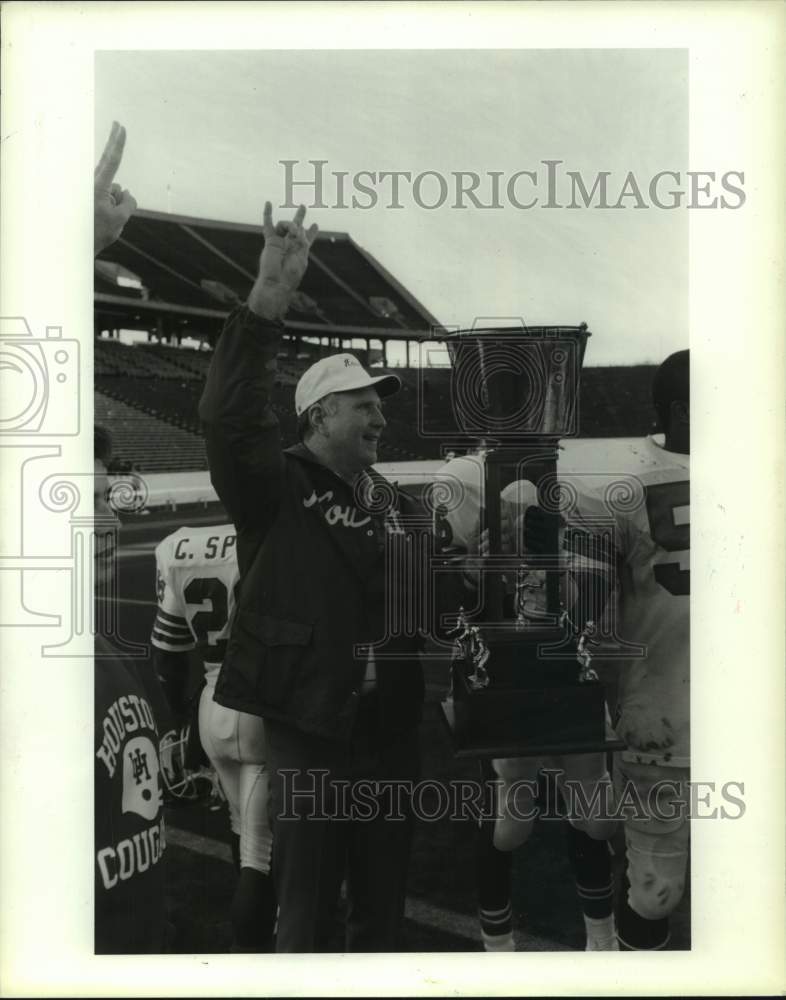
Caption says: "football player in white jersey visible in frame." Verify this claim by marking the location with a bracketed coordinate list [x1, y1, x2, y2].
[435, 453, 619, 952]
[458, 349, 690, 951]
[569, 350, 690, 949]
[152, 524, 276, 951]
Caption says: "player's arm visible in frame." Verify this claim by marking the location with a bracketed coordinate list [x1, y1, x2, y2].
[198, 203, 318, 533]
[153, 649, 190, 721]
[151, 546, 195, 720]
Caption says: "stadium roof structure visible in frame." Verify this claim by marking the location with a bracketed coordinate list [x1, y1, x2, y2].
[95, 208, 440, 343]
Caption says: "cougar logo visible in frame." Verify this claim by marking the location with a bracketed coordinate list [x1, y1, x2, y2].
[121, 736, 162, 821]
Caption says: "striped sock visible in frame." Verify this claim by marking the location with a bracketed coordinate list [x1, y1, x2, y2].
[479, 901, 515, 951]
[566, 825, 614, 919]
[575, 876, 614, 919]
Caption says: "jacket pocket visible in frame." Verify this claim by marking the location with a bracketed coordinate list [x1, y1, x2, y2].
[227, 611, 313, 708]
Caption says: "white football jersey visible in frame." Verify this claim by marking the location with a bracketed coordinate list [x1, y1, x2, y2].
[569, 436, 689, 767]
[152, 524, 239, 686]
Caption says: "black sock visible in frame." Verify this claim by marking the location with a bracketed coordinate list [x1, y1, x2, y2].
[617, 874, 670, 950]
[229, 833, 241, 873]
[476, 761, 514, 942]
[231, 868, 278, 951]
[565, 822, 613, 919]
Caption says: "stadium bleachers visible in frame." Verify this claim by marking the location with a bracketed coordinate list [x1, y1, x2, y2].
[94, 337, 657, 472]
[95, 337, 204, 380]
[137, 342, 213, 379]
[95, 390, 207, 472]
[96, 374, 203, 434]
[94, 337, 436, 465]
[577, 366, 656, 437]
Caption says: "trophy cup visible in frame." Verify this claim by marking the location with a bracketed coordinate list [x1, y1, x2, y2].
[438, 323, 623, 758]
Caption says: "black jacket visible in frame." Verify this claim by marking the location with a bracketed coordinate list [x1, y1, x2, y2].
[199, 306, 426, 744]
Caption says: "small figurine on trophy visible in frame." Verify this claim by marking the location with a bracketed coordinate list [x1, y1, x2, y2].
[559, 608, 600, 683]
[467, 627, 491, 690]
[448, 608, 491, 691]
[576, 620, 599, 683]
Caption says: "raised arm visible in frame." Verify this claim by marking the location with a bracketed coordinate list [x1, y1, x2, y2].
[94, 121, 138, 256]
[198, 203, 318, 538]
[249, 202, 319, 320]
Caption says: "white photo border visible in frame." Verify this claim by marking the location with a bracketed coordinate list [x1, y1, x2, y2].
[1, 1, 784, 996]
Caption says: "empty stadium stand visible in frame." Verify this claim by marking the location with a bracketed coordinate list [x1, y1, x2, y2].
[576, 366, 658, 437]
[94, 341, 429, 467]
[94, 336, 657, 473]
[137, 342, 213, 379]
[95, 389, 207, 472]
[96, 373, 202, 433]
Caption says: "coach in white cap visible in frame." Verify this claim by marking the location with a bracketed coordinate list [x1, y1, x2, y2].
[200, 203, 428, 953]
[293, 353, 400, 478]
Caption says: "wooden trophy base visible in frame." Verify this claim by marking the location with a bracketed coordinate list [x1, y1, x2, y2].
[439, 667, 625, 759]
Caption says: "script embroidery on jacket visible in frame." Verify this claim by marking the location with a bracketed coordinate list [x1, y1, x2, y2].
[302, 489, 372, 529]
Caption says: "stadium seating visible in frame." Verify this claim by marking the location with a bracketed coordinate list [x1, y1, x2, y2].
[137, 342, 213, 379]
[95, 390, 207, 472]
[93, 337, 657, 473]
[578, 366, 656, 437]
[95, 337, 203, 380]
[96, 374, 203, 434]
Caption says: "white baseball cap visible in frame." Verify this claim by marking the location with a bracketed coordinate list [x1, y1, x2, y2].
[294, 353, 401, 416]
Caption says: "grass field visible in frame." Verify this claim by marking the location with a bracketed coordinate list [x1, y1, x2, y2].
[115, 505, 690, 953]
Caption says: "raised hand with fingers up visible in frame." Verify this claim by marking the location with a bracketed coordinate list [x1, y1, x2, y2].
[94, 121, 138, 256]
[248, 202, 319, 320]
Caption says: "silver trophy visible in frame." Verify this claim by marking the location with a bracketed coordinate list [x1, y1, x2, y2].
[437, 322, 620, 756]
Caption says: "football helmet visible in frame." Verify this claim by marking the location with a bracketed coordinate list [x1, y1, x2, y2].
[159, 724, 226, 805]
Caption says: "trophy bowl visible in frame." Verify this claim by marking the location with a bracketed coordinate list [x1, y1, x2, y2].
[444, 323, 591, 440]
